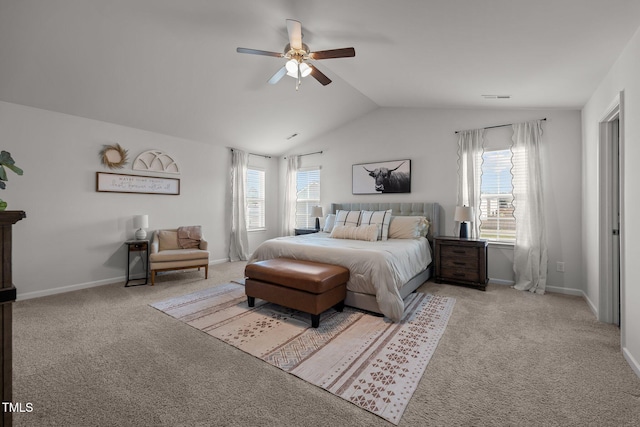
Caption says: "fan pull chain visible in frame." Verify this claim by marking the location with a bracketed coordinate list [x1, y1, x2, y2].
[296, 64, 302, 91]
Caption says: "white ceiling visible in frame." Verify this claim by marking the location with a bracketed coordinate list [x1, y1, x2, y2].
[1, 0, 640, 155]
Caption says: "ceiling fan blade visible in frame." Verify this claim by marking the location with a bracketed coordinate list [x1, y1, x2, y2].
[286, 19, 303, 50]
[268, 66, 288, 85]
[236, 47, 284, 58]
[309, 48, 356, 60]
[309, 65, 331, 86]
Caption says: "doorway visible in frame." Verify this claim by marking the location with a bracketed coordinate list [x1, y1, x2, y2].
[611, 117, 620, 327]
[598, 92, 624, 332]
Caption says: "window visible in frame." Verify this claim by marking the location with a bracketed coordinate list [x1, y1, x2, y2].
[295, 167, 321, 228]
[479, 149, 516, 242]
[246, 168, 265, 230]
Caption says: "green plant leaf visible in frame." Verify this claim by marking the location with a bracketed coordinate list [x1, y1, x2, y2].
[3, 163, 23, 176]
[0, 152, 23, 190]
[0, 151, 14, 165]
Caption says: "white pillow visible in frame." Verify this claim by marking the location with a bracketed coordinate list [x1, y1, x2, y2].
[388, 216, 430, 239]
[323, 214, 336, 233]
[360, 209, 392, 240]
[334, 210, 362, 228]
[329, 224, 378, 242]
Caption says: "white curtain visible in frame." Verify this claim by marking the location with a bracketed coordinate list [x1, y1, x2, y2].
[512, 120, 547, 294]
[229, 149, 249, 261]
[282, 155, 300, 236]
[456, 129, 484, 238]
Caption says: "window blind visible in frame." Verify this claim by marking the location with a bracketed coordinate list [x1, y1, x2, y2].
[479, 149, 516, 242]
[295, 167, 321, 228]
[246, 168, 265, 230]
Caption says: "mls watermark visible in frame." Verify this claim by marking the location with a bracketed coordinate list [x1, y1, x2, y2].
[2, 402, 33, 413]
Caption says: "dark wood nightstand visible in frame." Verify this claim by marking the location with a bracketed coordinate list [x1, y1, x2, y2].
[295, 228, 319, 236]
[434, 236, 488, 291]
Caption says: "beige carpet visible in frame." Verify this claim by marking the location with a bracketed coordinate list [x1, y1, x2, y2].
[11, 261, 640, 426]
[150, 282, 455, 424]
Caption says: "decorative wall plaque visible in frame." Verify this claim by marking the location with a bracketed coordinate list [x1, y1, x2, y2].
[133, 150, 180, 174]
[96, 172, 180, 195]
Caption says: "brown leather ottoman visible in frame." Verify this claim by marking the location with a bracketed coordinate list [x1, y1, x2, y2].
[244, 258, 350, 328]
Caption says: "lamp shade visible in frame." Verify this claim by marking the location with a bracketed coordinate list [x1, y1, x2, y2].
[299, 62, 312, 77]
[133, 215, 149, 229]
[310, 206, 323, 218]
[285, 59, 298, 74]
[454, 206, 473, 222]
[310, 206, 323, 231]
[133, 215, 149, 240]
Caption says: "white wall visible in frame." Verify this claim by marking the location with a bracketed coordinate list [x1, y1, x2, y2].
[582, 26, 640, 376]
[0, 98, 585, 303]
[0, 101, 278, 298]
[286, 107, 583, 293]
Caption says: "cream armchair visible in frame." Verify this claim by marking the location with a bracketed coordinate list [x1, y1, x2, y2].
[149, 229, 210, 285]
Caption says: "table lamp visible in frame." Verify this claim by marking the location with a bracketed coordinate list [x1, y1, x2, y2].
[454, 206, 473, 238]
[311, 206, 323, 230]
[134, 215, 149, 240]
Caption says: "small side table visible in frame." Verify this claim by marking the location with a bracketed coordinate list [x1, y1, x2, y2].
[125, 239, 149, 287]
[295, 228, 320, 236]
[434, 236, 488, 291]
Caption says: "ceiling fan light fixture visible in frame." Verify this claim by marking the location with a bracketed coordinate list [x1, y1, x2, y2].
[299, 62, 312, 77]
[285, 59, 298, 74]
[237, 19, 353, 89]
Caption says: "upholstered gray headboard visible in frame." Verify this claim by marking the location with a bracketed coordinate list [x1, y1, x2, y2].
[330, 202, 441, 243]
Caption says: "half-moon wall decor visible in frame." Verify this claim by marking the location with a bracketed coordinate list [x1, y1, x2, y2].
[132, 150, 180, 174]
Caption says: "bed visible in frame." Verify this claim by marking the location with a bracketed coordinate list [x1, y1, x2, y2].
[247, 202, 441, 322]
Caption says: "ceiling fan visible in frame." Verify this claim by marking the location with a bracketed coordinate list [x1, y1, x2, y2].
[237, 19, 355, 90]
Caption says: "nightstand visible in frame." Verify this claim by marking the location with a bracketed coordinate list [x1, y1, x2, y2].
[295, 228, 319, 236]
[125, 239, 149, 287]
[434, 236, 488, 291]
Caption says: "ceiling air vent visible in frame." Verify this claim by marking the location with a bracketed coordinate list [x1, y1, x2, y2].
[482, 95, 511, 99]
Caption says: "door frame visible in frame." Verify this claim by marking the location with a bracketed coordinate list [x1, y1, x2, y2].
[598, 91, 625, 340]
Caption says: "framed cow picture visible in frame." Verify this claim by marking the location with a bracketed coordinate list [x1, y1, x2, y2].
[352, 159, 411, 194]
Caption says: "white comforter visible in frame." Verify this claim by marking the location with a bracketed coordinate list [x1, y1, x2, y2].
[247, 232, 431, 322]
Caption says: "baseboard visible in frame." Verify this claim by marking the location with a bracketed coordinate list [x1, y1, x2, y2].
[545, 285, 584, 297]
[582, 292, 598, 317]
[17, 257, 231, 301]
[17, 276, 127, 301]
[545, 287, 599, 319]
[488, 278, 514, 286]
[623, 347, 640, 379]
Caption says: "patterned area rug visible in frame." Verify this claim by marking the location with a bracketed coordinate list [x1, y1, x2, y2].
[151, 282, 455, 425]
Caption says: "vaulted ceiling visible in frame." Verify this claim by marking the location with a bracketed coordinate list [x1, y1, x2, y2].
[1, 0, 640, 155]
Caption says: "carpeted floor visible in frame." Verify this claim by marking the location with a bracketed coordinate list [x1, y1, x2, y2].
[151, 283, 455, 424]
[12, 262, 640, 426]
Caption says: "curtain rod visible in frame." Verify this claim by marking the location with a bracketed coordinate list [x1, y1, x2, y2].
[454, 118, 547, 134]
[284, 150, 323, 159]
[229, 148, 272, 159]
